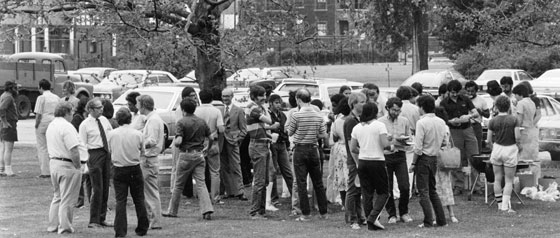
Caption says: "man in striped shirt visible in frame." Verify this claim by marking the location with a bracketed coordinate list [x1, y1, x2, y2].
[287, 88, 328, 221]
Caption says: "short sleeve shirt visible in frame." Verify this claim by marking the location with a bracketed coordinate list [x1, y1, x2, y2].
[471, 95, 489, 123]
[46, 117, 81, 159]
[488, 114, 517, 146]
[194, 104, 224, 139]
[34, 91, 60, 123]
[440, 95, 475, 129]
[516, 97, 537, 129]
[351, 120, 387, 161]
[176, 115, 210, 152]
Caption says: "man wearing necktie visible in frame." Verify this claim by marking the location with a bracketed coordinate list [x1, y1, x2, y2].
[79, 98, 113, 228]
[220, 88, 247, 200]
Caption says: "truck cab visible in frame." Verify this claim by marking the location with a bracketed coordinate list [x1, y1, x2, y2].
[0, 52, 94, 118]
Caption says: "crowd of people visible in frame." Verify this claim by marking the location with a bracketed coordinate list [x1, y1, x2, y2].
[0, 74, 541, 235]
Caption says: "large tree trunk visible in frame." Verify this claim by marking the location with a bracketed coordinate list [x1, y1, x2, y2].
[411, 4, 429, 73]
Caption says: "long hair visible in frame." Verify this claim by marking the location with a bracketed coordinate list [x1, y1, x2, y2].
[360, 103, 378, 123]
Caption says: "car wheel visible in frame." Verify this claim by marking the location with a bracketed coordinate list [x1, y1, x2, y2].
[16, 95, 31, 119]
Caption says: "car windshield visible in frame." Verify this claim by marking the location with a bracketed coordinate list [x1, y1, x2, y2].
[538, 70, 560, 80]
[109, 72, 144, 85]
[402, 72, 443, 88]
[477, 71, 510, 81]
[114, 91, 174, 110]
[278, 84, 320, 97]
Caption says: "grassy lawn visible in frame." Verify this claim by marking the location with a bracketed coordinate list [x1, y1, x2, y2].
[2, 145, 560, 238]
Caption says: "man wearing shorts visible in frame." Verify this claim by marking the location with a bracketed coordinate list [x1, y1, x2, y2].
[0, 81, 18, 177]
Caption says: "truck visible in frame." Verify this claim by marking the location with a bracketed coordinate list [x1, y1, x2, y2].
[0, 52, 94, 119]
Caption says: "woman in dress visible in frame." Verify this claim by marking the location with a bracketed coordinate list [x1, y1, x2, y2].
[328, 97, 351, 206]
[513, 84, 539, 162]
[350, 102, 390, 231]
[434, 106, 459, 223]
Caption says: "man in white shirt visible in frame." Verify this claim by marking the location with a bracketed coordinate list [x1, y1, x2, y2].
[46, 102, 82, 234]
[136, 95, 165, 230]
[79, 98, 113, 228]
[35, 79, 61, 178]
[126, 91, 146, 130]
[396, 86, 420, 134]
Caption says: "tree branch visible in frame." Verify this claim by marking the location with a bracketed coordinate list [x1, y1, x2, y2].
[204, 0, 230, 6]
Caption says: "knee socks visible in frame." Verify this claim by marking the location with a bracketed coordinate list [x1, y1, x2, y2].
[495, 194, 502, 210]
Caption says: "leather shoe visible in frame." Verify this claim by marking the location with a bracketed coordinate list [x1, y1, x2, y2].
[203, 212, 212, 220]
[100, 221, 114, 227]
[162, 213, 178, 218]
[236, 194, 249, 201]
[367, 220, 385, 231]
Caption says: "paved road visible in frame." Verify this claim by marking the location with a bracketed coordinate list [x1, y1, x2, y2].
[14, 119, 35, 147]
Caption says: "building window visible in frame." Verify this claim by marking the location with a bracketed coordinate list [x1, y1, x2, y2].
[317, 22, 327, 36]
[354, 0, 365, 9]
[339, 20, 349, 35]
[339, 0, 350, 9]
[316, 0, 327, 10]
[294, 0, 304, 8]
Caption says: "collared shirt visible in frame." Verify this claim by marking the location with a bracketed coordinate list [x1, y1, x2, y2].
[440, 95, 475, 129]
[287, 105, 326, 144]
[34, 90, 60, 123]
[516, 97, 537, 129]
[46, 117, 81, 160]
[413, 113, 448, 157]
[0, 92, 18, 127]
[245, 101, 271, 140]
[177, 114, 211, 152]
[131, 112, 146, 131]
[79, 115, 113, 150]
[108, 124, 144, 167]
[378, 115, 411, 153]
[400, 100, 420, 131]
[269, 108, 288, 144]
[194, 103, 224, 140]
[143, 111, 165, 157]
[470, 95, 489, 124]
[351, 120, 387, 161]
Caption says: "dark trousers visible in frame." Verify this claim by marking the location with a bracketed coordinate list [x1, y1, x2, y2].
[77, 173, 92, 206]
[88, 148, 111, 225]
[249, 141, 270, 216]
[113, 165, 149, 237]
[345, 159, 365, 224]
[240, 136, 253, 186]
[270, 142, 294, 197]
[358, 160, 389, 224]
[416, 155, 447, 227]
[293, 144, 328, 216]
[385, 151, 410, 217]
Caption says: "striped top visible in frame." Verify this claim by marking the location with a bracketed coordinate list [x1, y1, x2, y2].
[245, 101, 271, 140]
[286, 106, 326, 144]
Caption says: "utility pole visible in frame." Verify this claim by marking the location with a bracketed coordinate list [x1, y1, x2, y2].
[385, 63, 392, 87]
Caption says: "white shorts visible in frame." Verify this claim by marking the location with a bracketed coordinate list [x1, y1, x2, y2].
[490, 144, 518, 168]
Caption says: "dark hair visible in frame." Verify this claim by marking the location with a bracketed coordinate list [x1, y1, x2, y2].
[211, 87, 222, 101]
[360, 102, 378, 122]
[512, 84, 529, 97]
[330, 94, 345, 108]
[396, 86, 412, 100]
[181, 86, 196, 99]
[4, 81, 17, 93]
[199, 90, 213, 104]
[335, 97, 351, 116]
[101, 98, 114, 119]
[296, 88, 311, 103]
[39, 79, 51, 90]
[310, 99, 323, 110]
[417, 95, 436, 113]
[268, 94, 282, 104]
[339, 85, 351, 94]
[487, 80, 502, 96]
[500, 76, 513, 86]
[495, 95, 511, 113]
[447, 80, 462, 92]
[410, 87, 419, 97]
[518, 81, 541, 108]
[385, 97, 403, 109]
[180, 98, 197, 114]
[363, 83, 379, 93]
[288, 90, 297, 108]
[249, 85, 266, 101]
[54, 102, 73, 117]
[115, 107, 132, 126]
[435, 106, 449, 121]
[465, 80, 478, 92]
[411, 82, 423, 95]
[438, 83, 448, 96]
[75, 97, 88, 115]
[126, 91, 141, 106]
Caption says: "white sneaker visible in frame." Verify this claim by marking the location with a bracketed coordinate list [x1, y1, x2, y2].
[350, 223, 361, 230]
[388, 216, 398, 224]
[266, 204, 279, 211]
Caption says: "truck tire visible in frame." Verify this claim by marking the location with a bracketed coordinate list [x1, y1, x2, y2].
[16, 95, 31, 119]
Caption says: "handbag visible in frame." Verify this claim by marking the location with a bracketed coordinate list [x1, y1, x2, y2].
[437, 135, 461, 169]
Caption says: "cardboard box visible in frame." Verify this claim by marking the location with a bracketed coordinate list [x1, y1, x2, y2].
[518, 173, 537, 189]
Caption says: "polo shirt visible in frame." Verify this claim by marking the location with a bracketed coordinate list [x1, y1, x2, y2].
[108, 125, 144, 167]
[195, 103, 224, 140]
[245, 101, 271, 140]
[287, 105, 326, 144]
[176, 114, 210, 152]
[46, 117, 81, 160]
[440, 95, 475, 129]
[34, 90, 60, 123]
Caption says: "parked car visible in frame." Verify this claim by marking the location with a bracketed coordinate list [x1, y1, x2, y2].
[530, 69, 560, 100]
[112, 86, 200, 149]
[401, 69, 467, 96]
[480, 94, 560, 160]
[94, 70, 180, 101]
[226, 67, 290, 88]
[475, 69, 534, 91]
[178, 70, 197, 83]
[68, 67, 117, 84]
[273, 78, 363, 110]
